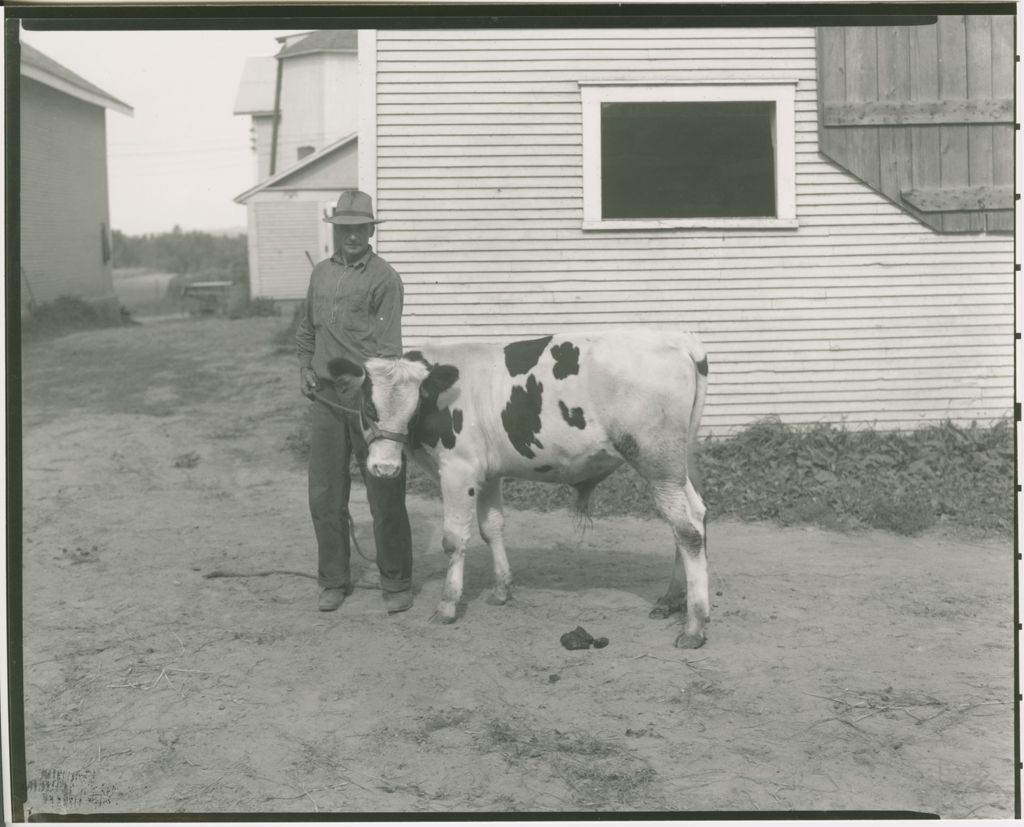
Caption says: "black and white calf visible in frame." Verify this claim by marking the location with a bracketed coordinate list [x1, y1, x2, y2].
[329, 329, 711, 648]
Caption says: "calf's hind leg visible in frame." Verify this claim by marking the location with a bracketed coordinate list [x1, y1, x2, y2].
[649, 509, 708, 619]
[476, 478, 513, 605]
[649, 548, 686, 619]
[650, 479, 709, 649]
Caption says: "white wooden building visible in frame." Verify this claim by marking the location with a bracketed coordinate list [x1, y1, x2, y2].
[234, 31, 359, 299]
[355, 18, 1014, 433]
[234, 134, 358, 299]
[20, 42, 133, 320]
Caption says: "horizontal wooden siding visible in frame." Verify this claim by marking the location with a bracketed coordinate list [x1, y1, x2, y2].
[253, 200, 320, 299]
[373, 28, 1013, 432]
[20, 78, 115, 308]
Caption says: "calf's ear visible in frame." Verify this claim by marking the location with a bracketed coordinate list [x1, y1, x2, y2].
[420, 364, 459, 399]
[327, 357, 365, 393]
[403, 350, 429, 367]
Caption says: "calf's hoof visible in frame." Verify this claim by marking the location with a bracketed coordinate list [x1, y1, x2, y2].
[486, 588, 511, 606]
[430, 602, 458, 624]
[674, 630, 706, 649]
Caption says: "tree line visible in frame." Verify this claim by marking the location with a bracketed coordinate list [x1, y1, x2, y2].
[112, 226, 248, 281]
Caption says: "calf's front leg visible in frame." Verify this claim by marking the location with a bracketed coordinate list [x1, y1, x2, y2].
[432, 471, 478, 623]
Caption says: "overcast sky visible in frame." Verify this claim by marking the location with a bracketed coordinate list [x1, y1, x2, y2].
[20, 26, 306, 236]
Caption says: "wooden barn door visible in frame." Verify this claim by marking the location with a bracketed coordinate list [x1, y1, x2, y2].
[817, 15, 1013, 233]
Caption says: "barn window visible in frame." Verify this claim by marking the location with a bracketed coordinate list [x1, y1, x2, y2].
[580, 80, 798, 230]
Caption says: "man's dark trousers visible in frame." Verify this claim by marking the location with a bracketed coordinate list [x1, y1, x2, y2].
[308, 382, 413, 594]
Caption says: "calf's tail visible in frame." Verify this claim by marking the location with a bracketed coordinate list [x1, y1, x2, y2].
[687, 346, 709, 498]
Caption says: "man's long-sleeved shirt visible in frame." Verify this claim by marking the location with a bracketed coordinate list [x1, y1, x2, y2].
[296, 246, 404, 381]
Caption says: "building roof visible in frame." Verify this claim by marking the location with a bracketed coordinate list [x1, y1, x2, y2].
[276, 30, 357, 59]
[233, 32, 356, 116]
[234, 132, 357, 203]
[233, 56, 277, 115]
[20, 41, 133, 116]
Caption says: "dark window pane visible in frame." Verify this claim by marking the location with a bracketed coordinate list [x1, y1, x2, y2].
[601, 101, 776, 219]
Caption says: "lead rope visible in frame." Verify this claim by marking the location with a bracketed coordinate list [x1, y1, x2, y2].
[310, 390, 362, 416]
[345, 512, 373, 563]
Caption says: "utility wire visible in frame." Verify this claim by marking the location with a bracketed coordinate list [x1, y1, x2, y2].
[108, 130, 346, 156]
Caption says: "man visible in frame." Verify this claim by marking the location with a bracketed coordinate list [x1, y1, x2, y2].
[296, 190, 414, 614]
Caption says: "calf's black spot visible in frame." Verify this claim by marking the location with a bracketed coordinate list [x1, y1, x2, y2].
[550, 341, 580, 379]
[504, 336, 552, 377]
[423, 408, 460, 450]
[501, 374, 545, 459]
[696, 357, 709, 377]
[410, 368, 462, 451]
[411, 398, 461, 452]
[422, 364, 459, 398]
[558, 400, 586, 429]
[535, 465, 553, 473]
[468, 488, 475, 496]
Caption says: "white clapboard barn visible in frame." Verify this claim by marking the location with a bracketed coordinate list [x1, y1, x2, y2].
[19, 41, 133, 320]
[234, 30, 360, 299]
[354, 16, 1014, 432]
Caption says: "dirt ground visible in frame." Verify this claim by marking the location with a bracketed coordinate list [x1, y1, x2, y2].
[17, 317, 1015, 817]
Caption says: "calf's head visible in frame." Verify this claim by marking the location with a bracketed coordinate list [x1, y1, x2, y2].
[328, 354, 459, 478]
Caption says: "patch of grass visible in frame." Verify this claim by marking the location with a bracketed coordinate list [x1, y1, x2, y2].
[558, 760, 656, 806]
[483, 718, 656, 808]
[420, 709, 474, 734]
[485, 720, 615, 758]
[700, 418, 1013, 537]
[22, 296, 122, 341]
[857, 486, 936, 536]
[22, 324, 236, 418]
[232, 296, 280, 318]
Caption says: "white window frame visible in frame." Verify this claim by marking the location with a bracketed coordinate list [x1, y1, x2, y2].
[579, 79, 799, 231]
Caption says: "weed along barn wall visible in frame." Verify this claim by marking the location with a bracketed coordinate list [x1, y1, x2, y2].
[362, 22, 1013, 434]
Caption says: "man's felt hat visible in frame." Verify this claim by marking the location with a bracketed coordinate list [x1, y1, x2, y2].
[323, 190, 384, 225]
